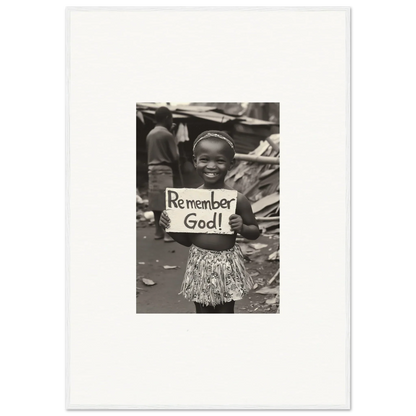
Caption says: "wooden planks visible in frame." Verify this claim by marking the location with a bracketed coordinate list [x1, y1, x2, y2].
[225, 134, 280, 236]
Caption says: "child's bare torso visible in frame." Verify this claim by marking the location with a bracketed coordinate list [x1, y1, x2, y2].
[190, 232, 236, 251]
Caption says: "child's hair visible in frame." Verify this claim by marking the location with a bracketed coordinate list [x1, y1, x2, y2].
[193, 130, 236, 156]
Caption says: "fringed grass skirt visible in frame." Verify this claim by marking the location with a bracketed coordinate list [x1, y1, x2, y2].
[180, 244, 253, 307]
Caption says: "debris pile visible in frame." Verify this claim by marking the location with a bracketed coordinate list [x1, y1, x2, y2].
[226, 134, 280, 235]
[239, 265, 280, 313]
[227, 134, 280, 312]
[136, 189, 153, 227]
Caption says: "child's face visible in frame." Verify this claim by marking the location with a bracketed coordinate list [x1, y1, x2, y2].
[193, 139, 234, 187]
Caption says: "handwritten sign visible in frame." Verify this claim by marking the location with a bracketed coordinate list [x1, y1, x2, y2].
[165, 188, 237, 234]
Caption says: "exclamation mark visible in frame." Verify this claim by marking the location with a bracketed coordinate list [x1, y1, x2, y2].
[219, 213, 222, 230]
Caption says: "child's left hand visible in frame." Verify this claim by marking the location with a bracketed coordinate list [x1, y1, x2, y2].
[229, 214, 243, 234]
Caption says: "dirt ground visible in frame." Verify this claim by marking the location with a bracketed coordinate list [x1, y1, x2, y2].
[136, 221, 280, 314]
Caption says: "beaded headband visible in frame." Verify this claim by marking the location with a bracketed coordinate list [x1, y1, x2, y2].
[192, 133, 235, 153]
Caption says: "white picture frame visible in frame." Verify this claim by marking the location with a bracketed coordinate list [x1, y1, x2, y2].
[66, 7, 350, 409]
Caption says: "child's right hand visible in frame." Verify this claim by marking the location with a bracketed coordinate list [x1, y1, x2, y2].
[159, 210, 171, 230]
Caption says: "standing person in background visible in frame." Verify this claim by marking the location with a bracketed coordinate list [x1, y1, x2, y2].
[146, 106, 178, 242]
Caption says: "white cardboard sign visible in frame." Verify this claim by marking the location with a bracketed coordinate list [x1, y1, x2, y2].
[165, 188, 237, 234]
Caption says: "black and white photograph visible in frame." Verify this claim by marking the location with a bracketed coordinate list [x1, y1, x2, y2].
[136, 103, 280, 313]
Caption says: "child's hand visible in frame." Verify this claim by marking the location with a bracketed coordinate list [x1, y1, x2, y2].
[229, 214, 243, 234]
[160, 210, 171, 230]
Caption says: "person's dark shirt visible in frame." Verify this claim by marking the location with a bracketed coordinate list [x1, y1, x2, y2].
[146, 126, 178, 166]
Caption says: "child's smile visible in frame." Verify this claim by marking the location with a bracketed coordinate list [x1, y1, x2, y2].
[193, 139, 234, 188]
[204, 172, 219, 178]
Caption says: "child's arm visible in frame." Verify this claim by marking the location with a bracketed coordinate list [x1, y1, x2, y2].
[229, 193, 260, 240]
[160, 210, 192, 247]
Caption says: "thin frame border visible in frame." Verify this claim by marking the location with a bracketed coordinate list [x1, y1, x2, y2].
[61, 2, 357, 415]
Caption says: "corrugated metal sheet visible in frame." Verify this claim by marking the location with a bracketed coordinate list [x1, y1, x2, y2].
[136, 103, 278, 155]
[140, 109, 189, 120]
[190, 102, 246, 116]
[136, 103, 175, 111]
[137, 103, 217, 113]
[136, 103, 277, 126]
[175, 105, 217, 112]
[239, 117, 277, 126]
[174, 110, 237, 123]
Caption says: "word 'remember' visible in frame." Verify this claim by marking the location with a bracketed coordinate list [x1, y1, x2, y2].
[167, 190, 234, 210]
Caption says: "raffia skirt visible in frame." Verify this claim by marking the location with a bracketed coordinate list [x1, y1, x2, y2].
[148, 165, 173, 211]
[179, 244, 253, 307]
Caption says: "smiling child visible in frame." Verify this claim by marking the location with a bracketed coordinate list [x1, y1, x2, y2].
[160, 130, 260, 313]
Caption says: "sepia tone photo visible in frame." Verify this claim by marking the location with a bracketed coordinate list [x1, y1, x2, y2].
[136, 103, 280, 313]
